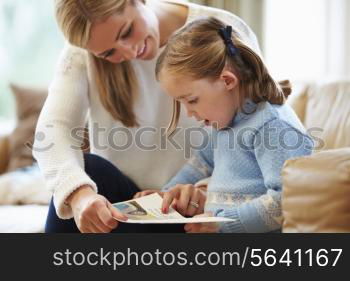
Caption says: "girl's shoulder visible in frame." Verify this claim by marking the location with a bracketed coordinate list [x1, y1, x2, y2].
[235, 101, 307, 135]
[255, 102, 307, 134]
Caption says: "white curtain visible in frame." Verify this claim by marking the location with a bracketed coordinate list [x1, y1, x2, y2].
[326, 0, 350, 79]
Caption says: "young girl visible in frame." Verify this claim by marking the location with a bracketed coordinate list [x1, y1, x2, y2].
[156, 17, 314, 233]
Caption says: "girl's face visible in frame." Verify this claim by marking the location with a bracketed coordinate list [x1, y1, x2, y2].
[86, 0, 160, 63]
[160, 70, 240, 130]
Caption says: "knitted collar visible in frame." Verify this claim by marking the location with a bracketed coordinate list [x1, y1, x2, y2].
[229, 99, 258, 127]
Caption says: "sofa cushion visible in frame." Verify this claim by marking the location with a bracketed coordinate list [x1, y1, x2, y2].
[0, 137, 9, 174]
[7, 84, 47, 172]
[282, 147, 350, 232]
[286, 82, 309, 123]
[302, 81, 350, 150]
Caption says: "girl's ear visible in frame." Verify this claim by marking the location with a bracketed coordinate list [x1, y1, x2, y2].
[220, 70, 239, 91]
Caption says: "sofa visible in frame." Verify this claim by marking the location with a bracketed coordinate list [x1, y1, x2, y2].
[282, 80, 350, 232]
[0, 81, 349, 232]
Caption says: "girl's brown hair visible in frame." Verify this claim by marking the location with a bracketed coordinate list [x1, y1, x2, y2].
[55, 0, 141, 127]
[155, 17, 291, 135]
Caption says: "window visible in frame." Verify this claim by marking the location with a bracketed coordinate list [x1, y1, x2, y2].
[263, 0, 350, 81]
[0, 0, 64, 119]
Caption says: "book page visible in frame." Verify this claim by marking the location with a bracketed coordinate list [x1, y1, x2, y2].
[112, 193, 234, 224]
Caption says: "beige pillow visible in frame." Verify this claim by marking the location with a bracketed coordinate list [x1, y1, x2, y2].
[0, 137, 9, 174]
[286, 82, 310, 123]
[6, 84, 47, 172]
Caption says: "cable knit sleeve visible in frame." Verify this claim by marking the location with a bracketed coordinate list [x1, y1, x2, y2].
[33, 43, 97, 219]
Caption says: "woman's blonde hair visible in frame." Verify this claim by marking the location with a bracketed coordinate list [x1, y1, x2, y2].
[55, 0, 142, 127]
[155, 17, 291, 135]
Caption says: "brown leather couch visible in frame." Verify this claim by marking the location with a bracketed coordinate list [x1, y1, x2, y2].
[282, 81, 350, 232]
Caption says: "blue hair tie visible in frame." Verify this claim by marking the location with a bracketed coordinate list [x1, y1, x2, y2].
[218, 26, 237, 56]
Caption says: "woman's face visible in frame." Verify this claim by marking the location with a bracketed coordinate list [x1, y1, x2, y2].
[86, 1, 160, 63]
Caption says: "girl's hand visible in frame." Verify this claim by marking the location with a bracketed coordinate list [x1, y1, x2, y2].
[133, 189, 164, 199]
[67, 185, 128, 233]
[161, 184, 206, 217]
[184, 212, 219, 233]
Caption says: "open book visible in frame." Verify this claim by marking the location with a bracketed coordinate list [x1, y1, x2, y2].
[112, 193, 234, 224]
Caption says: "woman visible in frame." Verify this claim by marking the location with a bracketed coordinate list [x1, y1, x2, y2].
[33, 0, 261, 233]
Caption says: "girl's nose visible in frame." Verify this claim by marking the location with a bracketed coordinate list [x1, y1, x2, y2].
[186, 109, 195, 118]
[184, 104, 197, 119]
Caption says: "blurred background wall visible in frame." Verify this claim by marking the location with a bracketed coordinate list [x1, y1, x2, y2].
[0, 0, 64, 121]
[192, 0, 350, 81]
[1, 0, 349, 121]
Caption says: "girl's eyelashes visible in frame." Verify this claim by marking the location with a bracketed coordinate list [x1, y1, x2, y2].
[188, 98, 198, 104]
[121, 23, 134, 39]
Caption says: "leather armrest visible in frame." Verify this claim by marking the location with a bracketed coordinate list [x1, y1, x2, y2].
[281, 148, 350, 233]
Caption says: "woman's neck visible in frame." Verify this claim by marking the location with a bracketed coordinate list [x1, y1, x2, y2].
[148, 0, 189, 47]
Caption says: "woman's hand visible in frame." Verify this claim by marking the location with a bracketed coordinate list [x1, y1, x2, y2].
[133, 189, 164, 199]
[67, 185, 128, 233]
[161, 184, 206, 217]
[184, 212, 219, 233]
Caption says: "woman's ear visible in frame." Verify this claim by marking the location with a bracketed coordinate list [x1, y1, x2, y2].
[220, 70, 239, 91]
